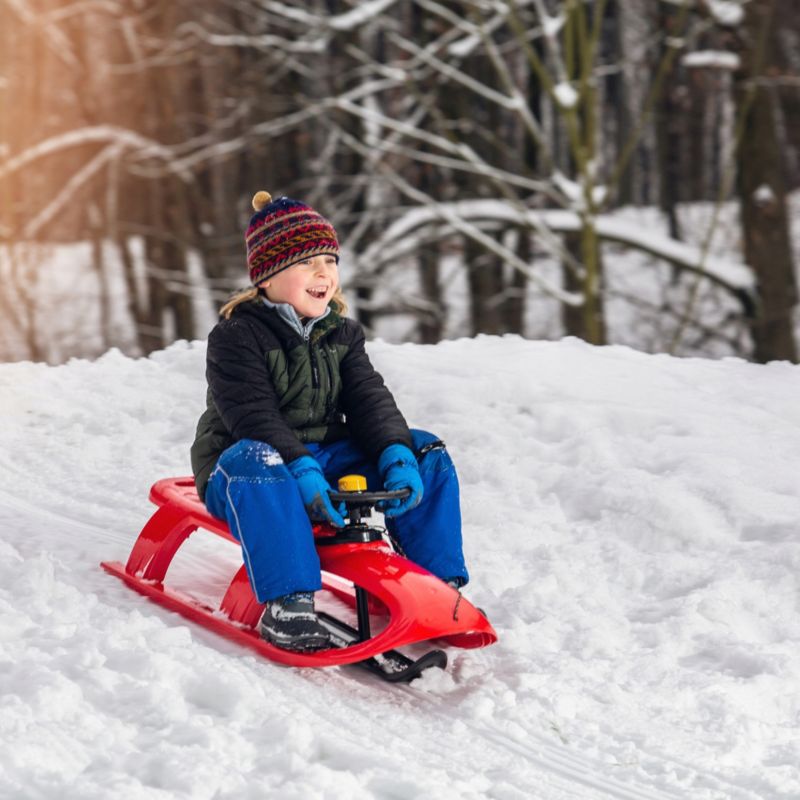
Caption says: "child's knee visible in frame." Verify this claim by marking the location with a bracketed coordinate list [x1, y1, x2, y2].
[217, 439, 288, 481]
[410, 430, 453, 474]
[410, 429, 441, 452]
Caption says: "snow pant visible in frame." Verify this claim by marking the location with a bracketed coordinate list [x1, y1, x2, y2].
[203, 429, 469, 602]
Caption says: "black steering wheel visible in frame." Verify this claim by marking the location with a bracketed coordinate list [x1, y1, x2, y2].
[328, 487, 410, 508]
[329, 487, 410, 524]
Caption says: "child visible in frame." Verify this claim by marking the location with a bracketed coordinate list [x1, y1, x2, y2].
[191, 191, 469, 652]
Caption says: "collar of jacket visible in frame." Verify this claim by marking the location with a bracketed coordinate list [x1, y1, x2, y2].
[252, 297, 343, 344]
[261, 296, 331, 341]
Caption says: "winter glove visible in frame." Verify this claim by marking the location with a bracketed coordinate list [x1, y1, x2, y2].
[377, 443, 423, 518]
[288, 455, 346, 528]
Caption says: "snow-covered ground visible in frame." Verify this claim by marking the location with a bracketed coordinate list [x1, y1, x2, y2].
[1, 336, 799, 799]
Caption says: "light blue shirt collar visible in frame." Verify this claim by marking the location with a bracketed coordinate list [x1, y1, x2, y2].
[262, 296, 330, 340]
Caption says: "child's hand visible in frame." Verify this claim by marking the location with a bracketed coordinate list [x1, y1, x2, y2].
[377, 444, 423, 518]
[288, 456, 346, 528]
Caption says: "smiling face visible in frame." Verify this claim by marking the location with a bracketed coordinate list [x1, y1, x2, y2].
[261, 254, 339, 318]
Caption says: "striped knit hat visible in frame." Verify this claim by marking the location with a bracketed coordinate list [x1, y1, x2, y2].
[245, 191, 340, 286]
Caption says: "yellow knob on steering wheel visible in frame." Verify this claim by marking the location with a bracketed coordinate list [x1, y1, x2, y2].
[337, 474, 367, 492]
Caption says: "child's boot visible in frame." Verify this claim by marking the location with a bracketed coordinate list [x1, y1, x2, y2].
[259, 592, 331, 652]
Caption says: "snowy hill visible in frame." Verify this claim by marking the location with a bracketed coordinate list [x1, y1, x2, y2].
[1, 336, 798, 800]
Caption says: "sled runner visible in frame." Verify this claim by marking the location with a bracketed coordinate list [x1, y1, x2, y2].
[101, 476, 497, 682]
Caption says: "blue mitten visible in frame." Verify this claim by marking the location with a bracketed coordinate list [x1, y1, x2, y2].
[288, 456, 345, 528]
[377, 443, 423, 518]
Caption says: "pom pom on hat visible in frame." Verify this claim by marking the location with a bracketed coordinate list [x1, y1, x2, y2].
[245, 191, 340, 286]
[252, 190, 272, 211]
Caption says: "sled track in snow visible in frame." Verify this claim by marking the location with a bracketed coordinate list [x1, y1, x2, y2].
[0, 481, 133, 548]
[391, 684, 680, 800]
[389, 682, 766, 800]
[279, 664, 685, 800]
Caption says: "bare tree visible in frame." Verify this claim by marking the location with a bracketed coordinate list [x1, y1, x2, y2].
[328, 1, 762, 350]
[1, 0, 797, 363]
[734, 0, 798, 362]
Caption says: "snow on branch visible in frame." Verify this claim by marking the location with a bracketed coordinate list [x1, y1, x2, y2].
[553, 81, 579, 109]
[326, 0, 401, 30]
[362, 137, 555, 197]
[338, 131, 581, 305]
[259, 0, 401, 32]
[682, 50, 741, 70]
[335, 94, 563, 234]
[541, 10, 566, 38]
[23, 144, 123, 238]
[708, 0, 745, 27]
[359, 200, 755, 295]
[551, 170, 607, 211]
[166, 78, 401, 176]
[389, 34, 523, 111]
[174, 22, 327, 54]
[434, 0, 545, 59]
[658, 0, 744, 27]
[595, 215, 752, 290]
[0, 127, 191, 182]
[531, 0, 571, 93]
[336, 96, 479, 165]
[443, 2, 518, 58]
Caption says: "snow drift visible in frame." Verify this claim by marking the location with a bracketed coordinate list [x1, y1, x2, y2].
[0, 336, 798, 799]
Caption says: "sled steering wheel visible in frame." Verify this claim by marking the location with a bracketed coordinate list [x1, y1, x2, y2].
[327, 476, 410, 525]
[329, 488, 409, 521]
[328, 487, 410, 507]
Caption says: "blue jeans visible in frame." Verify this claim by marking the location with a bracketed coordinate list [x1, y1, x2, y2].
[204, 430, 469, 602]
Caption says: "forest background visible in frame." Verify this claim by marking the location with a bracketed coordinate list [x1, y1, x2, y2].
[1, 0, 799, 365]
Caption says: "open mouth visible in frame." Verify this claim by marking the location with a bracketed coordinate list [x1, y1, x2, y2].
[307, 286, 329, 299]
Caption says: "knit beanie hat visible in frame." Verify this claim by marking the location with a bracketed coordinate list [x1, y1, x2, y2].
[245, 191, 340, 286]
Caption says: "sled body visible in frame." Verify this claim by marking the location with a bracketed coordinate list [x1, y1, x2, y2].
[101, 477, 497, 676]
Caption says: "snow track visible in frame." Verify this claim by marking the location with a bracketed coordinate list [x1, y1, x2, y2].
[372, 688, 682, 800]
[2, 338, 799, 799]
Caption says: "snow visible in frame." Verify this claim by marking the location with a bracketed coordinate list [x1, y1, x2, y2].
[682, 51, 741, 71]
[542, 13, 566, 39]
[2, 336, 799, 798]
[357, 199, 756, 293]
[753, 184, 776, 206]
[551, 172, 608, 212]
[261, 0, 400, 32]
[552, 170, 583, 205]
[553, 82, 579, 110]
[327, 0, 400, 31]
[708, 1, 745, 27]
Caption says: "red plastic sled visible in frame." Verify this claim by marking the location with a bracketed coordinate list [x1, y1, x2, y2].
[101, 477, 497, 681]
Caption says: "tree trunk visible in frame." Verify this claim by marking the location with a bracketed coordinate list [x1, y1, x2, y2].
[608, 0, 635, 206]
[561, 232, 585, 338]
[117, 235, 145, 356]
[89, 205, 111, 351]
[466, 239, 506, 336]
[418, 245, 445, 344]
[735, 0, 798, 363]
[562, 229, 606, 344]
[506, 231, 529, 335]
[655, 3, 684, 243]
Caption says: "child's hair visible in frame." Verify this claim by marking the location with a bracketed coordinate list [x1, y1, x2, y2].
[219, 286, 348, 320]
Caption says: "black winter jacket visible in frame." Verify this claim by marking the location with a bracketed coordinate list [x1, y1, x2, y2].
[190, 300, 413, 499]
